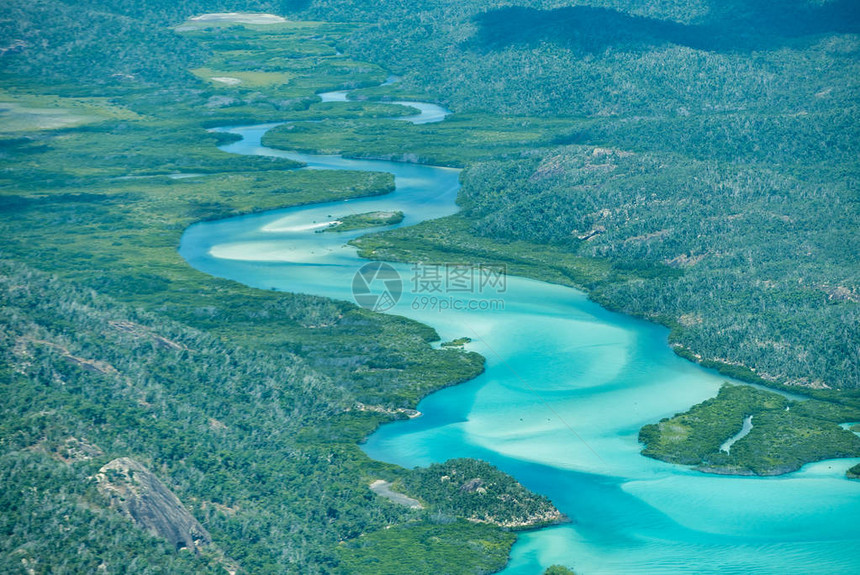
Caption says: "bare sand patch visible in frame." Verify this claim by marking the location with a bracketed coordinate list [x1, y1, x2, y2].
[0, 102, 92, 132]
[0, 94, 139, 133]
[190, 13, 287, 25]
[211, 77, 242, 86]
[369, 480, 423, 509]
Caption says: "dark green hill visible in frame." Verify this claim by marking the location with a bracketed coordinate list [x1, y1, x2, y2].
[314, 0, 859, 389]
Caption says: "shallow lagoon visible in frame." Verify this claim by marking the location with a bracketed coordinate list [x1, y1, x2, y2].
[180, 108, 860, 574]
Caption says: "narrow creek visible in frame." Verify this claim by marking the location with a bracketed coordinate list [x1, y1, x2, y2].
[720, 416, 754, 454]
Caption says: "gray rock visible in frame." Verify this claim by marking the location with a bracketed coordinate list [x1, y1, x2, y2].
[96, 458, 211, 552]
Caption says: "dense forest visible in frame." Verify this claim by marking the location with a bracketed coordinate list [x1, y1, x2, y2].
[455, 148, 858, 388]
[303, 0, 859, 390]
[0, 9, 565, 574]
[0, 260, 539, 572]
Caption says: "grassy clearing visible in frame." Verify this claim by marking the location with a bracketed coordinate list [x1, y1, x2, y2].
[191, 67, 296, 88]
[177, 21, 388, 98]
[0, 92, 141, 134]
[262, 113, 575, 167]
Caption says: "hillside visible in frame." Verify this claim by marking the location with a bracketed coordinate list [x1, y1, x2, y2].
[311, 0, 859, 389]
[0, 11, 558, 573]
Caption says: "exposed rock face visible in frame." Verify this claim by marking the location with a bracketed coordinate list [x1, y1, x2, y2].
[369, 479, 423, 509]
[96, 458, 211, 552]
[459, 478, 484, 493]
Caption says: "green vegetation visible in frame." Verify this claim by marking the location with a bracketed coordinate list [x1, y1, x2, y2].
[340, 125, 857, 391]
[293, 0, 860, 391]
[2, 0, 859, 570]
[0, 12, 559, 574]
[176, 20, 390, 99]
[336, 521, 516, 575]
[262, 112, 574, 167]
[639, 385, 860, 475]
[325, 210, 404, 232]
[544, 567, 576, 575]
[0, 92, 141, 133]
[398, 459, 563, 529]
[441, 337, 472, 348]
[454, 147, 856, 390]
[849, 464, 860, 479]
[319, 0, 859, 118]
[352, 215, 615, 290]
[0, 259, 496, 572]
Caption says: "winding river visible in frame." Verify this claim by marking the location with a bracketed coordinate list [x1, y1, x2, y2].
[179, 93, 860, 574]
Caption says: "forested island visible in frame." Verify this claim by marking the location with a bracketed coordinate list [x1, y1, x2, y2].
[639, 384, 860, 475]
[324, 211, 404, 232]
[1, 0, 857, 573]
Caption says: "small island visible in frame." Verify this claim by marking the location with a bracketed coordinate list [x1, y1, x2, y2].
[323, 210, 404, 232]
[849, 463, 860, 480]
[639, 384, 860, 476]
[397, 458, 565, 529]
[441, 337, 472, 348]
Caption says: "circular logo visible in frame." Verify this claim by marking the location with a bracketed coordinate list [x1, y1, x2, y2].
[352, 262, 402, 312]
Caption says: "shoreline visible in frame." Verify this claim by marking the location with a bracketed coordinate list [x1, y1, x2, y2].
[179, 72, 860, 574]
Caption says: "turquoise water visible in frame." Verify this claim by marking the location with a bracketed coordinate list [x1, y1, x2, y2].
[179, 100, 860, 575]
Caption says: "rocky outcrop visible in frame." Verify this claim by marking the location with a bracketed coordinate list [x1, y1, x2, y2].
[369, 480, 423, 509]
[96, 458, 210, 552]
